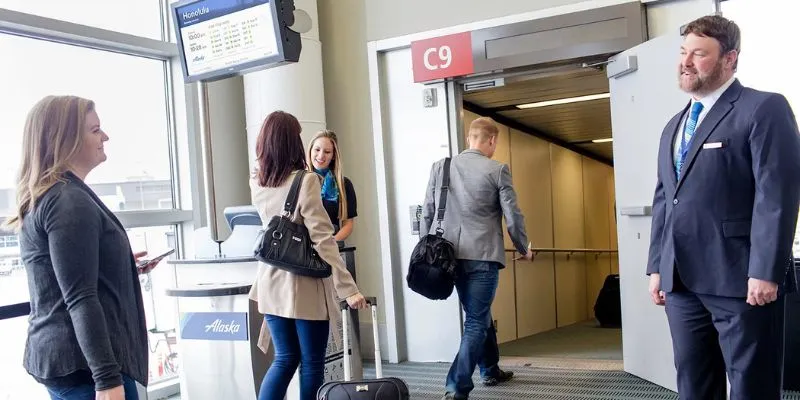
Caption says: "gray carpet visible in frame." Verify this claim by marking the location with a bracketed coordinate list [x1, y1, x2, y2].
[499, 320, 622, 360]
[364, 362, 800, 399]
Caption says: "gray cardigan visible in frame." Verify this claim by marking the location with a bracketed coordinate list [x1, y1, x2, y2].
[19, 172, 148, 390]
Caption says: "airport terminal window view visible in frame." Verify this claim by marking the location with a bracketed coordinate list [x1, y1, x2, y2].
[0, 35, 176, 215]
[0, 2, 183, 397]
[0, 0, 164, 40]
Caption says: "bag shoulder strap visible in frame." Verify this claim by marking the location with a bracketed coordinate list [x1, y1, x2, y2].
[284, 170, 306, 215]
[436, 158, 451, 225]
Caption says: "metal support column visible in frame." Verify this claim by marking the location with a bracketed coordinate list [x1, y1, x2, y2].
[197, 81, 221, 246]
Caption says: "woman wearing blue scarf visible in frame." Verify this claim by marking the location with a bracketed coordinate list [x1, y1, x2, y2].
[308, 130, 358, 242]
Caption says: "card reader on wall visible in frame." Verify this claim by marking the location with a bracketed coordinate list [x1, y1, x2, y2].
[409, 205, 423, 235]
[620, 206, 652, 216]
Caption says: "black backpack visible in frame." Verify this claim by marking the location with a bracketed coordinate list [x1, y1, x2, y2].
[407, 158, 457, 300]
[594, 274, 621, 328]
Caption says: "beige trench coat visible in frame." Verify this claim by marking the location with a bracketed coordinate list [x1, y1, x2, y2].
[248, 170, 360, 352]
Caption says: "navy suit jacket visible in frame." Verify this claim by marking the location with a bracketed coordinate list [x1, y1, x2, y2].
[647, 79, 800, 297]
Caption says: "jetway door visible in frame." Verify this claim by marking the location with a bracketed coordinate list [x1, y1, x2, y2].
[378, 48, 462, 362]
[607, 33, 686, 392]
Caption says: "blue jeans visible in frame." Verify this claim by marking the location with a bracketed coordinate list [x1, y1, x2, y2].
[445, 260, 501, 397]
[259, 315, 330, 400]
[46, 375, 138, 400]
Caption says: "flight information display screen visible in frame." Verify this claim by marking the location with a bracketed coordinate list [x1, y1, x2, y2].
[174, 0, 279, 81]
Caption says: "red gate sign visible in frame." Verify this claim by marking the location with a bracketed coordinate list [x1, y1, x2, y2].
[411, 32, 474, 83]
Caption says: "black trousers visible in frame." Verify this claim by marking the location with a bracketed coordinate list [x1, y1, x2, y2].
[665, 277, 786, 400]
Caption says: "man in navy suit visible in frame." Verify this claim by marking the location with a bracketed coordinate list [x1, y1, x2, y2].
[647, 15, 800, 399]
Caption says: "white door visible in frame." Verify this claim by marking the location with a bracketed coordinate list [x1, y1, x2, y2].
[608, 33, 685, 392]
[379, 48, 462, 362]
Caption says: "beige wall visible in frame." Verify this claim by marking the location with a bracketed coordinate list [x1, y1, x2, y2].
[551, 145, 589, 327]
[365, 0, 586, 41]
[365, 0, 715, 41]
[584, 160, 615, 314]
[463, 111, 618, 342]
[508, 128, 558, 341]
[315, 0, 715, 342]
[317, 0, 386, 321]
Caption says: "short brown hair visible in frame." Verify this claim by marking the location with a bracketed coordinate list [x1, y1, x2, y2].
[255, 111, 306, 187]
[468, 117, 499, 143]
[682, 15, 741, 69]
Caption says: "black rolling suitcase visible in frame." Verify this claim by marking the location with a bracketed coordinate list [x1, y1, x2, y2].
[594, 274, 621, 328]
[317, 297, 410, 400]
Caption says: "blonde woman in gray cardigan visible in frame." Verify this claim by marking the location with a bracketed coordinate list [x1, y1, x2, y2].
[10, 96, 161, 400]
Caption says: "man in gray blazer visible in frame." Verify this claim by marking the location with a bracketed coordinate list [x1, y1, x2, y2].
[421, 117, 533, 400]
[647, 15, 800, 399]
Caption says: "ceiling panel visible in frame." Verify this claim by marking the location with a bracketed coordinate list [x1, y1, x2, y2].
[576, 142, 614, 161]
[465, 69, 609, 109]
[463, 66, 614, 163]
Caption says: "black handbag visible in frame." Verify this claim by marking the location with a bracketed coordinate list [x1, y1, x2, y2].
[253, 171, 332, 278]
[406, 158, 457, 300]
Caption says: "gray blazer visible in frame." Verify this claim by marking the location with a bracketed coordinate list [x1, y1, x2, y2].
[421, 149, 529, 267]
[19, 172, 148, 390]
[647, 79, 800, 297]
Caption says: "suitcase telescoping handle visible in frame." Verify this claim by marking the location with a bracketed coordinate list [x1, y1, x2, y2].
[339, 297, 381, 381]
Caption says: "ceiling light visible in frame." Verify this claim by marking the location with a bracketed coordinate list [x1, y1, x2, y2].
[592, 138, 613, 143]
[516, 93, 610, 109]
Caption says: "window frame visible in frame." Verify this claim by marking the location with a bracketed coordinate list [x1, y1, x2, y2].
[0, 6, 204, 234]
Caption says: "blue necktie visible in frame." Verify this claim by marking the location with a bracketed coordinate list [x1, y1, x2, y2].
[675, 101, 705, 179]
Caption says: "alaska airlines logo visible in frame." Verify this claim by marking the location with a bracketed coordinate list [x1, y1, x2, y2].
[204, 319, 241, 334]
[183, 6, 210, 21]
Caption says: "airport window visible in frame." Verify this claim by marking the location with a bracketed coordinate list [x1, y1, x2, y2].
[0, 33, 176, 214]
[0, 0, 164, 40]
[0, 234, 18, 248]
[128, 225, 182, 384]
[0, 225, 183, 396]
[0, 314, 41, 398]
[0, 3, 190, 397]
[721, 0, 800, 256]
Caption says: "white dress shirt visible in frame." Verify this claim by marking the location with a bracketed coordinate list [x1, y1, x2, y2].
[673, 75, 737, 163]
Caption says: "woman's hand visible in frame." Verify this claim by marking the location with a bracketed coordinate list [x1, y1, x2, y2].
[346, 293, 368, 310]
[96, 385, 125, 400]
[333, 219, 355, 242]
[133, 251, 158, 274]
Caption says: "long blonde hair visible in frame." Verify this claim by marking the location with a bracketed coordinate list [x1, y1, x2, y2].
[307, 130, 348, 223]
[5, 96, 95, 230]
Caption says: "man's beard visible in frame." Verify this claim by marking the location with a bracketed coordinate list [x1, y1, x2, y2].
[678, 59, 724, 95]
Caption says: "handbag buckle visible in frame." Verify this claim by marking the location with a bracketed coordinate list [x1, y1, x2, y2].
[272, 231, 283, 240]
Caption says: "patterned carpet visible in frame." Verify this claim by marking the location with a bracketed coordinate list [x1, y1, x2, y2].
[363, 361, 800, 400]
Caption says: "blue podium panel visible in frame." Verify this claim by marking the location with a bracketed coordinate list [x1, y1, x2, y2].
[180, 312, 249, 341]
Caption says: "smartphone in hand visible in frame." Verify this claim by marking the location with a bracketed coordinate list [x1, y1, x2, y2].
[137, 248, 175, 269]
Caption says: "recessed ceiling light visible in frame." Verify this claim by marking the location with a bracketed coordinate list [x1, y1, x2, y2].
[516, 93, 610, 109]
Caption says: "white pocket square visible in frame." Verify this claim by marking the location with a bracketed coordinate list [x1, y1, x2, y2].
[703, 142, 723, 149]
